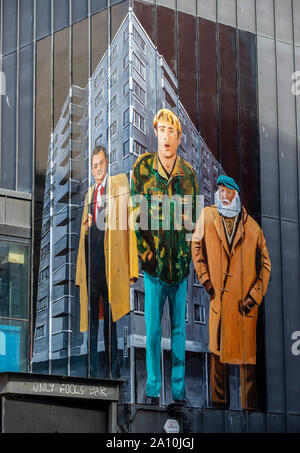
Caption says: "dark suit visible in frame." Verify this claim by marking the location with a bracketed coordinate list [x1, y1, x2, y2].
[84, 183, 120, 379]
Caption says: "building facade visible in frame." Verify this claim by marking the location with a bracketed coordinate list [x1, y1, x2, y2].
[0, 0, 300, 433]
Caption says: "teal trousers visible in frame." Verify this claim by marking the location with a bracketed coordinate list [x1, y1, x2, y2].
[143, 272, 187, 400]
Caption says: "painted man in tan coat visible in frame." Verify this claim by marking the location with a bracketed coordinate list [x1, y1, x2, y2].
[192, 175, 271, 410]
[76, 146, 138, 378]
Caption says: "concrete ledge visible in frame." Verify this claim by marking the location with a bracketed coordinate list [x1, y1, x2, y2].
[0, 224, 31, 239]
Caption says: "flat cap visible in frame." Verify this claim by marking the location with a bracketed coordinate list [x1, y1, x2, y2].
[217, 175, 240, 192]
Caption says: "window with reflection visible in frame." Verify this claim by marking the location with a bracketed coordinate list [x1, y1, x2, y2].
[0, 241, 29, 372]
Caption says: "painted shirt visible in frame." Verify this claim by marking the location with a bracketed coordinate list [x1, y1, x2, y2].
[131, 151, 199, 284]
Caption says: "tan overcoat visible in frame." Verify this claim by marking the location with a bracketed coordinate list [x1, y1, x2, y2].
[192, 205, 271, 365]
[75, 173, 139, 332]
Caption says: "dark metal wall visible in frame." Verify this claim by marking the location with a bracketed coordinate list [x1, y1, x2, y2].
[0, 0, 127, 194]
[255, 1, 300, 429]
[134, 0, 300, 432]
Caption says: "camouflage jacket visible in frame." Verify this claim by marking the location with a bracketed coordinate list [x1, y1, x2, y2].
[131, 151, 199, 284]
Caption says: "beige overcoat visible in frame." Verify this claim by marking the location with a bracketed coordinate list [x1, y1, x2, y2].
[75, 173, 139, 332]
[192, 205, 271, 365]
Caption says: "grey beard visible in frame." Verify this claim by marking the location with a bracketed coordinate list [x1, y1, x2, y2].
[215, 191, 241, 218]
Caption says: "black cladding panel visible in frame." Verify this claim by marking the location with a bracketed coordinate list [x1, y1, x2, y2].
[2, 397, 107, 433]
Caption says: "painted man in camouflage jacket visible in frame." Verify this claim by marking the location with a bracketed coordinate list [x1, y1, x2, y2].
[131, 108, 199, 404]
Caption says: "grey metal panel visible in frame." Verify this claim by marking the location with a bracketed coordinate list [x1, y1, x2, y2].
[277, 41, 298, 222]
[287, 414, 300, 433]
[157, 0, 176, 9]
[294, 0, 300, 47]
[0, 188, 32, 200]
[36, 0, 51, 40]
[237, 0, 256, 33]
[53, 0, 70, 32]
[257, 36, 279, 219]
[177, 0, 196, 16]
[226, 412, 246, 433]
[1, 52, 17, 191]
[72, 0, 88, 23]
[189, 410, 204, 432]
[217, 0, 236, 28]
[19, 0, 34, 48]
[281, 220, 300, 414]
[203, 410, 225, 433]
[262, 216, 286, 413]
[275, 0, 293, 44]
[267, 413, 286, 433]
[90, 0, 108, 14]
[247, 412, 267, 433]
[0, 196, 5, 223]
[197, 0, 217, 22]
[296, 46, 300, 221]
[256, 0, 275, 38]
[18, 44, 33, 193]
[6, 197, 31, 228]
[2, 0, 17, 55]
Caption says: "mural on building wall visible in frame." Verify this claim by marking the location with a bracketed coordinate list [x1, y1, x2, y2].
[75, 145, 138, 379]
[32, 3, 271, 412]
[131, 108, 199, 404]
[192, 176, 271, 411]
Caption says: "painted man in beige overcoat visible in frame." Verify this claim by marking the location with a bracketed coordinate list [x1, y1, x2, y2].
[76, 146, 138, 378]
[192, 175, 271, 410]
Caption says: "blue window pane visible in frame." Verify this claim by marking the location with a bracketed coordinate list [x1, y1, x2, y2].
[1, 52, 17, 191]
[72, 0, 88, 23]
[20, 0, 34, 47]
[0, 242, 29, 319]
[53, 0, 69, 32]
[2, 0, 17, 55]
[0, 322, 29, 372]
[90, 0, 108, 15]
[0, 325, 21, 372]
[0, 240, 29, 372]
[18, 45, 33, 193]
[36, 0, 51, 40]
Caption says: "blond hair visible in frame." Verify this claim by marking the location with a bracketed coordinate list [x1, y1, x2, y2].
[153, 108, 182, 139]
